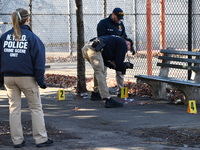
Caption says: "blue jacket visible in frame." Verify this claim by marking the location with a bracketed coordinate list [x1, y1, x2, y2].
[99, 35, 127, 72]
[0, 25, 46, 87]
[97, 15, 127, 38]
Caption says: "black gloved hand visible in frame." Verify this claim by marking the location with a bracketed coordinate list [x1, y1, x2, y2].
[124, 62, 134, 69]
[131, 47, 136, 55]
[39, 82, 47, 89]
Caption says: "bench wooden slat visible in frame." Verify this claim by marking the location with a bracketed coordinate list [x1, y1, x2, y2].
[134, 75, 200, 87]
[158, 56, 200, 64]
[161, 49, 200, 56]
[157, 63, 200, 71]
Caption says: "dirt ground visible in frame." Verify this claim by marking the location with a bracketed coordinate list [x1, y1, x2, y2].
[1, 87, 200, 150]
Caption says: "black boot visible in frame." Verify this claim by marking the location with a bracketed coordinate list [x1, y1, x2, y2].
[36, 139, 54, 147]
[90, 91, 103, 101]
[14, 140, 26, 148]
[104, 97, 124, 108]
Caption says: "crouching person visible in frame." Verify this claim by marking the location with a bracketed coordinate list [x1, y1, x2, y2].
[81, 35, 134, 108]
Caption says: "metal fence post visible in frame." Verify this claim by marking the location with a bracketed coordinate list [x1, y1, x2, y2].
[188, 0, 193, 79]
[159, 0, 166, 50]
[103, 0, 107, 18]
[68, 0, 73, 56]
[146, 0, 152, 75]
[29, 0, 32, 29]
[133, 0, 137, 53]
[193, 1, 198, 50]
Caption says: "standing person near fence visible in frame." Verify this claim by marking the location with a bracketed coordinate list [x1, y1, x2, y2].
[82, 35, 133, 108]
[0, 8, 53, 148]
[97, 7, 127, 38]
[95, 7, 135, 99]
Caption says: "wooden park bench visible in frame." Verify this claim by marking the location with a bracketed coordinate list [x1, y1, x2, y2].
[134, 49, 200, 104]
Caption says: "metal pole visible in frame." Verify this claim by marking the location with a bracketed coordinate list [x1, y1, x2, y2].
[193, 1, 198, 49]
[188, 0, 192, 80]
[103, 0, 107, 18]
[146, 0, 152, 75]
[29, 0, 32, 29]
[133, 0, 137, 53]
[68, 0, 73, 56]
[159, 0, 166, 50]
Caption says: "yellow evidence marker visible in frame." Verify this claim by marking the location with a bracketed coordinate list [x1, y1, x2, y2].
[58, 89, 66, 100]
[187, 100, 197, 114]
[120, 87, 128, 98]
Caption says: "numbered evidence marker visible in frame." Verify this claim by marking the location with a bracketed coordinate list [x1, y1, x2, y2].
[58, 89, 66, 100]
[187, 100, 198, 114]
[120, 87, 128, 98]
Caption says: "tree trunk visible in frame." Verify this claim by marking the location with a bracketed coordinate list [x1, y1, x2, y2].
[75, 0, 87, 93]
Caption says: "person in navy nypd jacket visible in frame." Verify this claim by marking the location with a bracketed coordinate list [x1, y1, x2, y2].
[97, 7, 127, 38]
[96, 8, 135, 99]
[0, 8, 53, 148]
[82, 35, 133, 108]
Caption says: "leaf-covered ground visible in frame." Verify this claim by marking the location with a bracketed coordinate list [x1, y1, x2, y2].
[45, 73, 185, 103]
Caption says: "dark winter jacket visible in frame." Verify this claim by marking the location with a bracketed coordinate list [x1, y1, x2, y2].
[97, 15, 127, 38]
[99, 35, 127, 72]
[0, 25, 46, 87]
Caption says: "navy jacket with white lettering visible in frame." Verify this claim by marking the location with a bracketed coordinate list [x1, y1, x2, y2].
[0, 25, 46, 87]
[97, 15, 127, 38]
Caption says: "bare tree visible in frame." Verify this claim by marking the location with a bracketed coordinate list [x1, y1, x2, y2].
[75, 0, 87, 93]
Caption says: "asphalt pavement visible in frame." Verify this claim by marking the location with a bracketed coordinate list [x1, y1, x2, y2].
[1, 87, 200, 150]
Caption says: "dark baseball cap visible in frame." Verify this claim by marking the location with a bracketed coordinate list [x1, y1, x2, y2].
[112, 8, 124, 19]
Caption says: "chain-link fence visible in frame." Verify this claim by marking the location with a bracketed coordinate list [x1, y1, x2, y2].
[0, 0, 200, 83]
